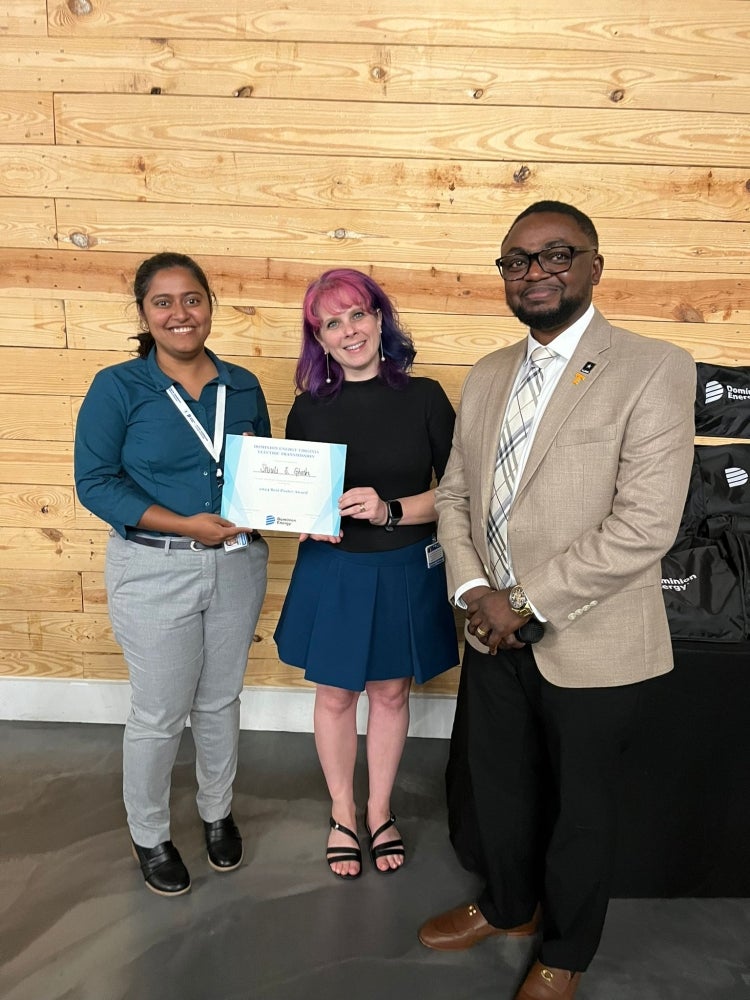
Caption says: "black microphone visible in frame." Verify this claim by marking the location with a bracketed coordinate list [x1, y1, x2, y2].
[515, 617, 545, 644]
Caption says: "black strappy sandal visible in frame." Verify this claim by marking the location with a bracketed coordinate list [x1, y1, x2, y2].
[326, 817, 362, 880]
[366, 812, 405, 875]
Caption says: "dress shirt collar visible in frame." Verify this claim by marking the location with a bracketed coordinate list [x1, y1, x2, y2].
[524, 304, 595, 363]
[145, 346, 239, 390]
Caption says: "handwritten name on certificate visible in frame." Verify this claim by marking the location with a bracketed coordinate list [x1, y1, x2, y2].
[221, 436, 346, 535]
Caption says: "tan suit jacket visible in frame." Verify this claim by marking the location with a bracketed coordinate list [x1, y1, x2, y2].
[435, 309, 696, 688]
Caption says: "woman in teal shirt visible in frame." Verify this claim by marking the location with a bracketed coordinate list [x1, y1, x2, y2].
[75, 252, 269, 897]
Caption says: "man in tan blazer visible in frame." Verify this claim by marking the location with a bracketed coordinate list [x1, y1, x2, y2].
[418, 202, 695, 1000]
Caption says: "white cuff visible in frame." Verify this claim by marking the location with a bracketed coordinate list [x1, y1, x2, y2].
[454, 578, 491, 609]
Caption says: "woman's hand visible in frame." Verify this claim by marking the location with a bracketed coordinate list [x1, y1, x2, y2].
[181, 513, 252, 546]
[136, 505, 251, 545]
[338, 487, 388, 526]
[299, 532, 343, 544]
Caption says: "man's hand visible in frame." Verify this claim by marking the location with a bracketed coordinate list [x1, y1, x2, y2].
[466, 587, 525, 654]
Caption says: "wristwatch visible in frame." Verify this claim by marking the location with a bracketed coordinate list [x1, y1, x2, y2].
[508, 584, 533, 618]
[384, 499, 403, 532]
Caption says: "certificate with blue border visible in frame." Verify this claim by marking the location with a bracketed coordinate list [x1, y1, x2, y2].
[221, 436, 346, 535]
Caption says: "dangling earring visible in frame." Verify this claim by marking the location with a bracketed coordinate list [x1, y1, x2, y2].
[324, 350, 331, 384]
[379, 337, 385, 362]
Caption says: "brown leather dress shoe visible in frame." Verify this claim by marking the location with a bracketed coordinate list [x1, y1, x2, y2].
[515, 961, 582, 999]
[418, 902, 540, 951]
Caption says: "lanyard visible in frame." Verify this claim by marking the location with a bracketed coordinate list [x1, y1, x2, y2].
[166, 383, 226, 478]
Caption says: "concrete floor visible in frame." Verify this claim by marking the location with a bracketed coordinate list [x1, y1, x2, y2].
[0, 720, 748, 1000]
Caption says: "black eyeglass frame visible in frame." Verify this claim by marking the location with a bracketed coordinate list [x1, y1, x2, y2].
[495, 245, 598, 281]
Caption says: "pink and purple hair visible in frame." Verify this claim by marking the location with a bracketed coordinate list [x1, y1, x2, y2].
[294, 268, 416, 398]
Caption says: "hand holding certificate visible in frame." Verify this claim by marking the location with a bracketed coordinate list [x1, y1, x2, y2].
[221, 436, 346, 535]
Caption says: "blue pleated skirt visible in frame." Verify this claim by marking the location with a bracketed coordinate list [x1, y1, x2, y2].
[274, 537, 459, 692]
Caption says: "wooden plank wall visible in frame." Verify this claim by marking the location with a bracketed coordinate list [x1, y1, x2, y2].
[1, 0, 749, 699]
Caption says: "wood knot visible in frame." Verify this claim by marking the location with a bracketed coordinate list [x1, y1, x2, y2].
[472, 89, 484, 99]
[233, 305, 257, 315]
[150, 87, 162, 95]
[252, 633, 262, 643]
[672, 304, 705, 323]
[333, 228, 346, 240]
[233, 86, 254, 98]
[42, 528, 64, 543]
[609, 89, 625, 103]
[41, 505, 50, 515]
[67, 0, 93, 14]
[370, 66, 386, 81]
[745, 179, 750, 193]
[513, 165, 531, 184]
[69, 232, 91, 249]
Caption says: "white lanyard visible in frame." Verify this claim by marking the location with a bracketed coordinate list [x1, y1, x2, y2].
[166, 383, 226, 478]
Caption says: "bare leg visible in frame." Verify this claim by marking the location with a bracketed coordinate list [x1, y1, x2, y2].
[365, 677, 411, 871]
[314, 683, 361, 877]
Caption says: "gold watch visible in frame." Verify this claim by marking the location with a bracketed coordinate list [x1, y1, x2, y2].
[509, 584, 533, 618]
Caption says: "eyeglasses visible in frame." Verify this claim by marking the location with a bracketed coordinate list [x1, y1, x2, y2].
[495, 245, 598, 280]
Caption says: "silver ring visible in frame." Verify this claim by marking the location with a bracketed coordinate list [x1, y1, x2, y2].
[359, 502, 366, 513]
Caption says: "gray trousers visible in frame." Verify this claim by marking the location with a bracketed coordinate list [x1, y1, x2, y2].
[105, 531, 268, 847]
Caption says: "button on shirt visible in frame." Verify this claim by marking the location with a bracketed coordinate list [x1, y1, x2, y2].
[456, 304, 595, 610]
[74, 347, 271, 537]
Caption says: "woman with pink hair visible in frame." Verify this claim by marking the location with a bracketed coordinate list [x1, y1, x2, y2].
[275, 268, 458, 879]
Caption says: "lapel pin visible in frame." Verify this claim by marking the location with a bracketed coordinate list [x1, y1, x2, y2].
[573, 361, 596, 385]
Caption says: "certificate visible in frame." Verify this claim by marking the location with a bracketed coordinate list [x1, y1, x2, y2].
[221, 436, 346, 535]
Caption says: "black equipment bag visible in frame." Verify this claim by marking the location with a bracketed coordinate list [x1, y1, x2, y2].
[695, 363, 750, 438]
[689, 445, 750, 521]
[661, 533, 748, 642]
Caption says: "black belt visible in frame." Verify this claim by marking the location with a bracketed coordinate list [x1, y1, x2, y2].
[125, 532, 261, 551]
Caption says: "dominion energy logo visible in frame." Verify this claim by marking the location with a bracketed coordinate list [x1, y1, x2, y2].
[705, 379, 750, 404]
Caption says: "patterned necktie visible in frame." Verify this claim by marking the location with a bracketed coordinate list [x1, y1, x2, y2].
[487, 345, 557, 587]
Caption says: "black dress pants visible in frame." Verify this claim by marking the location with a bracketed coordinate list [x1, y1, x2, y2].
[462, 642, 641, 972]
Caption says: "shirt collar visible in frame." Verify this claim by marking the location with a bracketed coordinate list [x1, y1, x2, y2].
[145, 346, 238, 389]
[525, 304, 595, 363]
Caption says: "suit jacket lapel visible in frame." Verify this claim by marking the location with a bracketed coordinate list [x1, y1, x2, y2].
[515, 311, 612, 503]
[480, 339, 527, 514]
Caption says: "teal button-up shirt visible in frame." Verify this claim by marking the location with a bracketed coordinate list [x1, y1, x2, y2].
[74, 347, 270, 537]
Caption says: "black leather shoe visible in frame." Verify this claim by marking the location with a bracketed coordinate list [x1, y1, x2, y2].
[131, 839, 191, 897]
[203, 813, 244, 872]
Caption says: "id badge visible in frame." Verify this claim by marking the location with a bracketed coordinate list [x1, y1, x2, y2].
[425, 539, 445, 569]
[224, 532, 248, 553]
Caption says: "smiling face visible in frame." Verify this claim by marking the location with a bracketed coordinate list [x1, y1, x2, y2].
[138, 266, 213, 364]
[315, 301, 383, 382]
[500, 211, 603, 342]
